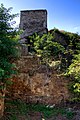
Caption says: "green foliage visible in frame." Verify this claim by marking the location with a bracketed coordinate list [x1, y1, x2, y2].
[0, 4, 19, 85]
[65, 54, 80, 98]
[4, 99, 74, 119]
[29, 29, 80, 99]
[67, 54, 80, 79]
[51, 28, 80, 70]
[29, 33, 65, 64]
[4, 99, 26, 120]
[29, 29, 80, 69]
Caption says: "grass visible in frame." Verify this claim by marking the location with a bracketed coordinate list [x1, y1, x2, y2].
[4, 99, 74, 120]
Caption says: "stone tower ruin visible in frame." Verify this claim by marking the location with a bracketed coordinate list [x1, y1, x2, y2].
[20, 9, 47, 38]
[19, 10, 48, 54]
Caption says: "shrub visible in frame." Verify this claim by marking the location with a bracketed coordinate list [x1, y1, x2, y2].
[65, 54, 80, 98]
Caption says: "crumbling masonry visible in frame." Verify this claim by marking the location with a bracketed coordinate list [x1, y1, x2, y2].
[19, 9, 48, 54]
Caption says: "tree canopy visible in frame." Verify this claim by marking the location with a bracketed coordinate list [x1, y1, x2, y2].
[0, 4, 19, 85]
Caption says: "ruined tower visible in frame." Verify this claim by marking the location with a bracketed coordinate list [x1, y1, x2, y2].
[20, 9, 47, 38]
[19, 9, 47, 54]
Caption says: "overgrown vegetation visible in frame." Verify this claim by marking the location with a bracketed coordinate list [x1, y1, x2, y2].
[29, 32, 65, 65]
[0, 4, 19, 89]
[3, 99, 74, 120]
[65, 54, 80, 101]
[29, 28, 80, 100]
[0, 3, 80, 119]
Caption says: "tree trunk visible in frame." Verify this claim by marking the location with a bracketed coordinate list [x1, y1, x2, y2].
[0, 83, 5, 118]
[0, 94, 4, 118]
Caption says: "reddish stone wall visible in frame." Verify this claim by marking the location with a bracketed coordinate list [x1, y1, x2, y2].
[7, 55, 70, 104]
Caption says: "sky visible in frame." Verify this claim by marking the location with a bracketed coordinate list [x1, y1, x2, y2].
[0, 0, 80, 34]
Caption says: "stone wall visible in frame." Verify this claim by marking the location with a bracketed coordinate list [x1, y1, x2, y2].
[20, 10, 47, 39]
[19, 9, 48, 55]
[7, 55, 70, 105]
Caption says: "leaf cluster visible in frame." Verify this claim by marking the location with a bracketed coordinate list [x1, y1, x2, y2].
[29, 33, 65, 64]
[29, 28, 80, 99]
[0, 4, 19, 84]
[66, 54, 80, 95]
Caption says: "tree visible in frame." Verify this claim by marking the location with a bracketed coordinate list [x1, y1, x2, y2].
[0, 4, 20, 117]
[0, 3, 19, 88]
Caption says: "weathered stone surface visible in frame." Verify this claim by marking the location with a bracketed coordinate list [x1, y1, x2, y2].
[20, 27, 47, 39]
[19, 9, 48, 54]
[19, 44, 28, 56]
[7, 55, 70, 105]
[73, 110, 80, 120]
[20, 10, 47, 37]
